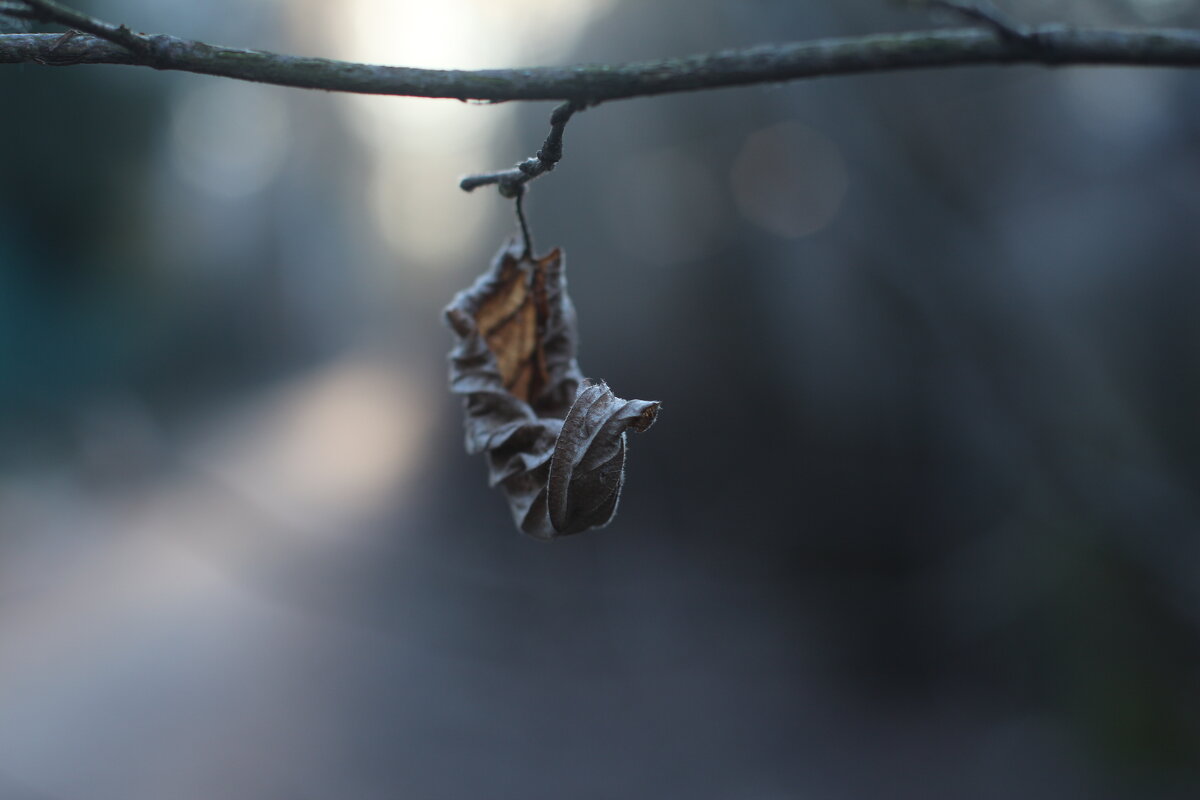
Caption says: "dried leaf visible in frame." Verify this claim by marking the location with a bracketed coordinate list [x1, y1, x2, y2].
[444, 237, 660, 539]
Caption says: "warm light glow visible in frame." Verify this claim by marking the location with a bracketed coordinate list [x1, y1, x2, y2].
[287, 0, 615, 269]
[186, 357, 433, 536]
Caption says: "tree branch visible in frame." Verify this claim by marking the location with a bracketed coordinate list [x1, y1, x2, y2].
[6, 1, 1200, 199]
[2, 26, 1200, 102]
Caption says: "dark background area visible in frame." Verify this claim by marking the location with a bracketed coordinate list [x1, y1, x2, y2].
[2, 1, 1200, 798]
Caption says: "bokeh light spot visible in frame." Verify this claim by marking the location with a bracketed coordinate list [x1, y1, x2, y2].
[730, 121, 848, 239]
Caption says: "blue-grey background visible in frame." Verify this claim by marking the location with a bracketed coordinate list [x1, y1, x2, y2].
[2, 1, 1199, 798]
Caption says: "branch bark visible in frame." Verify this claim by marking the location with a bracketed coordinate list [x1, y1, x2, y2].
[2, 26, 1200, 102]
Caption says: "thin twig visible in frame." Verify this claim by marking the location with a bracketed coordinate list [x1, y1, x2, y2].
[6, 0, 150, 54]
[927, 0, 1031, 43]
[459, 101, 584, 196]
[0, 4, 33, 21]
[3, 26, 1200, 100]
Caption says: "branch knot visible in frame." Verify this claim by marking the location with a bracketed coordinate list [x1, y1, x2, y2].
[459, 100, 585, 196]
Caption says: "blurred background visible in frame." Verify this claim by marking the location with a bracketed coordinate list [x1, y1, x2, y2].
[2, 0, 1200, 797]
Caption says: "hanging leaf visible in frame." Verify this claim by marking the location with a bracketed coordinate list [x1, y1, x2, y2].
[444, 237, 660, 539]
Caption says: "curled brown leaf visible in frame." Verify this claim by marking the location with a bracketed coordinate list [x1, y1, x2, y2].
[444, 237, 660, 539]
